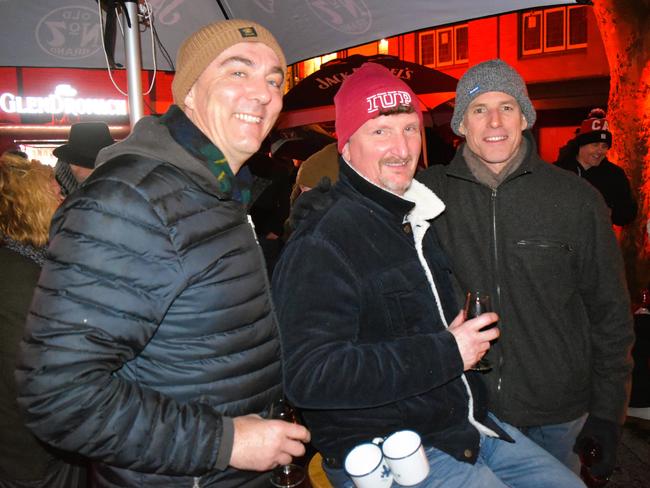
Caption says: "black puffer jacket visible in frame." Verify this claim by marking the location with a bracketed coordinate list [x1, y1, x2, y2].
[16, 109, 281, 487]
[273, 160, 510, 469]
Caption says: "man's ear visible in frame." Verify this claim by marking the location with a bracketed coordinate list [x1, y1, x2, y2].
[520, 114, 528, 131]
[341, 141, 351, 162]
[184, 85, 196, 111]
[458, 121, 467, 136]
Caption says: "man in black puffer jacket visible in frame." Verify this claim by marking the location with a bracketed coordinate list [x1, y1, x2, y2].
[15, 19, 309, 488]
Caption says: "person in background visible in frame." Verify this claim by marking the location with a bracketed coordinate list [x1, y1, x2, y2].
[15, 19, 309, 488]
[0, 153, 87, 487]
[273, 62, 585, 488]
[53, 122, 115, 198]
[417, 59, 634, 483]
[282, 141, 340, 240]
[554, 108, 637, 226]
[289, 141, 339, 206]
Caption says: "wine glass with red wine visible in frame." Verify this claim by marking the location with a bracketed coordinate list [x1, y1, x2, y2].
[464, 291, 496, 372]
[268, 398, 306, 488]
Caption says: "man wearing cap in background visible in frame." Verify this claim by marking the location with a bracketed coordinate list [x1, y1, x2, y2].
[273, 62, 584, 487]
[53, 122, 114, 197]
[554, 108, 637, 226]
[418, 59, 634, 484]
[289, 141, 339, 206]
[16, 19, 309, 488]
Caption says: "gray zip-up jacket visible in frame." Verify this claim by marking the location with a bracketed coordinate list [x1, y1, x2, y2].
[417, 132, 634, 428]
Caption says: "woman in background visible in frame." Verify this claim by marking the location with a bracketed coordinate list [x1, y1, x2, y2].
[0, 153, 86, 487]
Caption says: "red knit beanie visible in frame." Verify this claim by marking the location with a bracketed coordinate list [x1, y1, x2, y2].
[334, 63, 422, 152]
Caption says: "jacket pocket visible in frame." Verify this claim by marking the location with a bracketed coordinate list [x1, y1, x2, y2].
[515, 239, 574, 252]
[511, 237, 577, 304]
[372, 262, 439, 337]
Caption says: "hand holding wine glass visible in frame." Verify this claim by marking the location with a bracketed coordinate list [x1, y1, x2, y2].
[448, 294, 499, 371]
[464, 291, 497, 371]
[269, 398, 308, 488]
[229, 408, 310, 474]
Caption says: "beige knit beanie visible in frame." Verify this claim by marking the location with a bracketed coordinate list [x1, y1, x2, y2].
[290, 142, 340, 205]
[172, 19, 287, 110]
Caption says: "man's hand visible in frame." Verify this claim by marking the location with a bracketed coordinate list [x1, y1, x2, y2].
[229, 414, 311, 471]
[447, 310, 500, 370]
[573, 415, 621, 480]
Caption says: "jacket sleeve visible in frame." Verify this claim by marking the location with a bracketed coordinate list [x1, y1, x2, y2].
[578, 189, 634, 424]
[272, 234, 464, 410]
[15, 180, 226, 476]
[609, 166, 637, 226]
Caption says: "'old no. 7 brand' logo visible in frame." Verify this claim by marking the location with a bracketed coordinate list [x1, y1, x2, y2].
[36, 6, 102, 60]
[306, 0, 371, 34]
[366, 90, 412, 114]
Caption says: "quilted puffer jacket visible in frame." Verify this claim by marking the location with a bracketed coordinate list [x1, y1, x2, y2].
[16, 109, 282, 488]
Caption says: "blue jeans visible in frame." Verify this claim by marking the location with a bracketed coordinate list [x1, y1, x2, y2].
[323, 415, 586, 488]
[518, 413, 588, 475]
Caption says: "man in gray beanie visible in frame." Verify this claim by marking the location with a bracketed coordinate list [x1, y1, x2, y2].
[418, 59, 633, 484]
[16, 18, 309, 488]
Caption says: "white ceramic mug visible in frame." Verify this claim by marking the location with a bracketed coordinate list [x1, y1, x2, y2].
[380, 430, 429, 486]
[344, 442, 393, 488]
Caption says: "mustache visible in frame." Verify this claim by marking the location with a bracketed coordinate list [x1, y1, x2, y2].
[380, 157, 412, 165]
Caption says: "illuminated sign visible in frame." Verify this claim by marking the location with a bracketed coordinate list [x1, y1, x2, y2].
[0, 84, 127, 116]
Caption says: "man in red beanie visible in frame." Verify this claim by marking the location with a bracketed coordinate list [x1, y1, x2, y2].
[17, 19, 309, 488]
[273, 63, 584, 487]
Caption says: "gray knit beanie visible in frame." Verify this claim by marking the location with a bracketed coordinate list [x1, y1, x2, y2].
[451, 59, 536, 136]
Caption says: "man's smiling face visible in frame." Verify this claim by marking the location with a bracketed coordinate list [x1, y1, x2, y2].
[459, 91, 528, 174]
[184, 42, 284, 172]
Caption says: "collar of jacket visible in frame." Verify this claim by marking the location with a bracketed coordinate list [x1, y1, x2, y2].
[338, 156, 445, 223]
[162, 105, 252, 204]
[446, 130, 540, 183]
[95, 107, 244, 203]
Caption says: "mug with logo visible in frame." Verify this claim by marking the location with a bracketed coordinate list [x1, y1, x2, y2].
[377, 430, 429, 486]
[344, 442, 393, 488]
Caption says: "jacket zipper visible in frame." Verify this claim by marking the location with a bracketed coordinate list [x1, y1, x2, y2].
[491, 188, 504, 398]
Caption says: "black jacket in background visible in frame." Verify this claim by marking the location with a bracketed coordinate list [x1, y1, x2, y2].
[1, 246, 86, 487]
[554, 157, 637, 226]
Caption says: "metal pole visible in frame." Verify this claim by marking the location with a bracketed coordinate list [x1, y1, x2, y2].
[123, 0, 144, 126]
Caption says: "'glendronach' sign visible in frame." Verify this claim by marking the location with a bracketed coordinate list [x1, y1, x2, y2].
[0, 84, 127, 116]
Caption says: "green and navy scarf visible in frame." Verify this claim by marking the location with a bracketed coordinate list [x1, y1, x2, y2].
[161, 106, 253, 205]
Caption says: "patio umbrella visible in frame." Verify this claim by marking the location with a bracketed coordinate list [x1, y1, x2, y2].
[271, 126, 336, 161]
[0, 1, 572, 128]
[276, 54, 458, 129]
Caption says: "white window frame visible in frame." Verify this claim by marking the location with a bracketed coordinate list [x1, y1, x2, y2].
[521, 10, 543, 55]
[454, 25, 469, 64]
[567, 5, 588, 49]
[543, 7, 566, 52]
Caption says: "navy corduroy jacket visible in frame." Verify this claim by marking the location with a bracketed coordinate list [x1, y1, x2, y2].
[273, 160, 509, 468]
